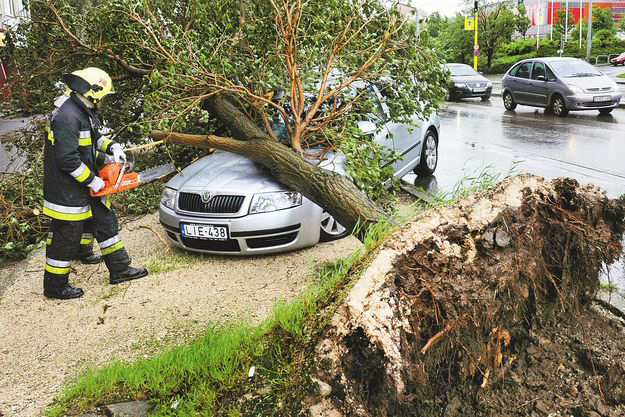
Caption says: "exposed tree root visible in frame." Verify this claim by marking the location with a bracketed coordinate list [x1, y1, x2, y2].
[310, 175, 625, 417]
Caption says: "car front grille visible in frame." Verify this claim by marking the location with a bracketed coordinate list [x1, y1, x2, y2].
[467, 82, 487, 88]
[246, 232, 299, 249]
[587, 87, 613, 92]
[178, 192, 245, 214]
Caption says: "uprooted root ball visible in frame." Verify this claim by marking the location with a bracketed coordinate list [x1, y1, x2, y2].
[311, 175, 625, 417]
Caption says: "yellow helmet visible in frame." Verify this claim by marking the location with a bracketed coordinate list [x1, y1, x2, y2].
[62, 67, 115, 102]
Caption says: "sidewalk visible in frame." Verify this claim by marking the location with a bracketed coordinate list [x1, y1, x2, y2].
[484, 74, 625, 109]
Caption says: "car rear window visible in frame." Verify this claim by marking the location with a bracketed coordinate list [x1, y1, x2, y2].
[515, 62, 532, 79]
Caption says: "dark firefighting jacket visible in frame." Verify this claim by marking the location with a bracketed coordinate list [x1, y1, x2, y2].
[43, 93, 116, 221]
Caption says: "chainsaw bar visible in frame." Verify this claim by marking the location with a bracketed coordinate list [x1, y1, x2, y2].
[137, 163, 176, 184]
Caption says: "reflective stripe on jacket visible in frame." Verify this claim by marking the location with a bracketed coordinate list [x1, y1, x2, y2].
[42, 93, 117, 221]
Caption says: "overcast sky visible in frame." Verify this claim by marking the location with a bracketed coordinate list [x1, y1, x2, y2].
[410, 0, 465, 16]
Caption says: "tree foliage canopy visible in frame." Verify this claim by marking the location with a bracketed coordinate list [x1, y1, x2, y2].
[13, 0, 445, 155]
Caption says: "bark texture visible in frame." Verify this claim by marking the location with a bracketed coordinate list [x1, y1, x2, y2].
[309, 175, 625, 416]
[153, 95, 386, 239]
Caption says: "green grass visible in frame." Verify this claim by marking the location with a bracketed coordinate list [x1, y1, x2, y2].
[47, 168, 508, 417]
[616, 73, 625, 79]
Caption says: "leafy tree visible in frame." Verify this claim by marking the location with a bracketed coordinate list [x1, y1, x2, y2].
[8, 0, 447, 238]
[515, 4, 531, 39]
[619, 15, 625, 33]
[427, 12, 473, 64]
[475, 0, 516, 68]
[554, 9, 575, 41]
[592, 5, 615, 34]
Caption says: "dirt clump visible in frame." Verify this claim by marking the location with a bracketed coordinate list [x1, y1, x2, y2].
[311, 175, 625, 416]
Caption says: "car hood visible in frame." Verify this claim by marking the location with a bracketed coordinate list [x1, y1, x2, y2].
[451, 74, 489, 84]
[166, 150, 346, 193]
[563, 75, 616, 90]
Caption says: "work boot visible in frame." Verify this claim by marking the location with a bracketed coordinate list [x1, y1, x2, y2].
[44, 283, 84, 300]
[78, 252, 103, 265]
[110, 266, 148, 285]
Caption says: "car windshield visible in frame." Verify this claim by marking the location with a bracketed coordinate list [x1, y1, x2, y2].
[549, 59, 602, 77]
[619, 53, 625, 58]
[447, 65, 478, 76]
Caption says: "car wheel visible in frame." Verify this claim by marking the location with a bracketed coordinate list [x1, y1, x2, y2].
[503, 91, 516, 110]
[413, 130, 438, 176]
[599, 108, 613, 115]
[319, 211, 348, 242]
[481, 94, 491, 101]
[551, 95, 569, 117]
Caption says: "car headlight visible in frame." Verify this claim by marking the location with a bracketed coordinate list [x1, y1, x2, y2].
[567, 84, 584, 94]
[249, 191, 302, 214]
[160, 187, 177, 210]
[454, 83, 467, 88]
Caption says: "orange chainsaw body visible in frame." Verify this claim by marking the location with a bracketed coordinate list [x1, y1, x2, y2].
[89, 163, 139, 197]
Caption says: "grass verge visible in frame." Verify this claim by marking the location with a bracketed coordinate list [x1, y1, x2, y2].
[616, 72, 625, 79]
[47, 168, 508, 417]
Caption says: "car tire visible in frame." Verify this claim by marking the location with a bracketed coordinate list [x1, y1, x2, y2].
[551, 95, 569, 117]
[413, 129, 438, 176]
[599, 108, 613, 115]
[481, 95, 491, 101]
[319, 211, 348, 242]
[445, 92, 457, 102]
[503, 91, 516, 111]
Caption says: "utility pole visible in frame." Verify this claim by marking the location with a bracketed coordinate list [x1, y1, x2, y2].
[474, 0, 479, 71]
[585, 0, 593, 61]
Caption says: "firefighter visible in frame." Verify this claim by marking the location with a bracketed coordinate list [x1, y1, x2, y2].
[43, 67, 148, 300]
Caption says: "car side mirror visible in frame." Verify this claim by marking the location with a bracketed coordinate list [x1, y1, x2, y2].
[537, 75, 546, 81]
[357, 120, 377, 135]
[479, 71, 484, 75]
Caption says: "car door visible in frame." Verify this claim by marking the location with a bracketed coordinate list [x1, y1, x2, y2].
[370, 84, 424, 176]
[525, 61, 550, 107]
[509, 61, 533, 104]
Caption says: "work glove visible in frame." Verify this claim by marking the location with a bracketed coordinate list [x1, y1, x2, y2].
[111, 143, 126, 164]
[88, 176, 106, 193]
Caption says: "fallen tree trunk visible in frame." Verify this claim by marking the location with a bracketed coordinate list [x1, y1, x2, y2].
[152, 101, 389, 240]
[309, 175, 625, 416]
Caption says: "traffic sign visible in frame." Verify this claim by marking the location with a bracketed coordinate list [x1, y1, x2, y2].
[474, 45, 479, 51]
[473, 51, 479, 56]
[464, 16, 475, 31]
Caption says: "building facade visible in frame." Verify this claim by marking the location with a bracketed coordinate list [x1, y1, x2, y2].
[524, 0, 625, 37]
[0, 0, 27, 30]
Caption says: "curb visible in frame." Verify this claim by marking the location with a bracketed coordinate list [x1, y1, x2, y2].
[490, 90, 625, 109]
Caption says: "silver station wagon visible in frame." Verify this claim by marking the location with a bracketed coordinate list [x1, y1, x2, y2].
[501, 57, 621, 116]
[159, 84, 441, 256]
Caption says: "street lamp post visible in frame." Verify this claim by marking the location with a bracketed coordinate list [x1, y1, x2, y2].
[565, 0, 569, 43]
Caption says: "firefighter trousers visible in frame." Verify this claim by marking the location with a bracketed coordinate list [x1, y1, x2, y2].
[43, 197, 131, 292]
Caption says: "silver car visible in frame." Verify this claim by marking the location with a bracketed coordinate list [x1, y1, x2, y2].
[502, 57, 621, 116]
[159, 86, 441, 255]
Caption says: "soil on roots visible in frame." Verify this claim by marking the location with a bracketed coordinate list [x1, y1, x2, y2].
[312, 176, 625, 417]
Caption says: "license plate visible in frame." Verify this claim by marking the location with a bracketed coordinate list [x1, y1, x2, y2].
[594, 95, 611, 102]
[180, 223, 229, 240]
[473, 88, 486, 93]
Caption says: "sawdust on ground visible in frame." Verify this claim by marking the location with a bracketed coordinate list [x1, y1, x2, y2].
[0, 212, 361, 417]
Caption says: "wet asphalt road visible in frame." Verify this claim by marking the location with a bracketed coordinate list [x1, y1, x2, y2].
[404, 97, 625, 294]
[405, 97, 625, 199]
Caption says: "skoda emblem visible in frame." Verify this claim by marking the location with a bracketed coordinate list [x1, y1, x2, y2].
[476, 83, 481, 87]
[201, 191, 214, 203]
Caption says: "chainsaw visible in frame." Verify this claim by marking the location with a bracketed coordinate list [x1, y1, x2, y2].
[89, 157, 175, 197]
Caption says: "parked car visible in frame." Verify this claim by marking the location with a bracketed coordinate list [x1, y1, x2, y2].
[501, 57, 621, 116]
[159, 84, 441, 256]
[443, 63, 493, 101]
[611, 52, 625, 66]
